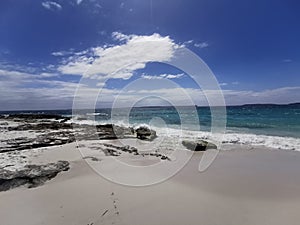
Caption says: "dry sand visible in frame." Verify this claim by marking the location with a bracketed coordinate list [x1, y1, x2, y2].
[1, 142, 300, 225]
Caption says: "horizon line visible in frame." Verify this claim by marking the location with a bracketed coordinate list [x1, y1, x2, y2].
[0, 102, 299, 112]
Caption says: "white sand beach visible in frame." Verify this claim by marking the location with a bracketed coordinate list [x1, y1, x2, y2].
[1, 141, 300, 225]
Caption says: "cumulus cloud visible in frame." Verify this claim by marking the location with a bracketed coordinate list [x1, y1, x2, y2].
[2, 32, 299, 110]
[41, 1, 62, 11]
[58, 32, 182, 81]
[58, 55, 94, 75]
[111, 31, 131, 41]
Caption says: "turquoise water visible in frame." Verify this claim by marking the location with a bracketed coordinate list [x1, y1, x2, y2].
[90, 104, 300, 138]
[226, 104, 300, 138]
[2, 103, 300, 138]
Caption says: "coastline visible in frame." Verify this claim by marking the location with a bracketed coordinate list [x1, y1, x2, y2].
[1, 114, 300, 224]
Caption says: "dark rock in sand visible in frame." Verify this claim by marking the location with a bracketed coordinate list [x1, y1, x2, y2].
[135, 126, 157, 141]
[9, 121, 73, 131]
[0, 160, 70, 192]
[74, 124, 135, 140]
[182, 140, 217, 151]
[113, 125, 134, 138]
[99, 143, 170, 160]
[96, 124, 134, 139]
[83, 156, 101, 162]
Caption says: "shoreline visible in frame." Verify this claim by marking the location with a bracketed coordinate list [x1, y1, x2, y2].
[1, 114, 300, 224]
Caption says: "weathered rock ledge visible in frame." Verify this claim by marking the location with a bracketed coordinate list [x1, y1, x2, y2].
[0, 114, 157, 153]
[0, 160, 69, 192]
[0, 114, 160, 191]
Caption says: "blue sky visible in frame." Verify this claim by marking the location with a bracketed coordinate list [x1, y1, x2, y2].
[0, 0, 300, 110]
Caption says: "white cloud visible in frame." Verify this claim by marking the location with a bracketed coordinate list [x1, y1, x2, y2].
[219, 81, 240, 86]
[51, 51, 73, 56]
[182, 40, 209, 49]
[0, 69, 58, 79]
[58, 55, 94, 75]
[165, 74, 184, 79]
[76, 0, 84, 5]
[58, 32, 182, 80]
[194, 42, 209, 48]
[183, 40, 193, 45]
[0, 66, 299, 110]
[51, 49, 89, 57]
[48, 80, 300, 108]
[94, 86, 300, 107]
[40, 72, 60, 78]
[111, 31, 131, 41]
[142, 73, 184, 80]
[0, 69, 78, 110]
[222, 87, 300, 105]
[42, 1, 62, 11]
[52, 51, 65, 56]
[2, 31, 298, 110]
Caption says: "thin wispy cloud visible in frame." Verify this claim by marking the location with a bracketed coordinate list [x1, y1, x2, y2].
[41, 1, 62, 11]
[183, 40, 209, 49]
[219, 82, 228, 86]
[76, 0, 84, 5]
[51, 51, 72, 57]
[283, 59, 292, 63]
[183, 40, 194, 45]
[219, 81, 240, 86]
[142, 73, 184, 80]
[0, 69, 58, 79]
[194, 42, 209, 48]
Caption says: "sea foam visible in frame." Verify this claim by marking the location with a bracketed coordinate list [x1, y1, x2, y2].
[68, 118, 300, 151]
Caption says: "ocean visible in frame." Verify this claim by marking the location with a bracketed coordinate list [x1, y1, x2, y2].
[1, 104, 300, 150]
